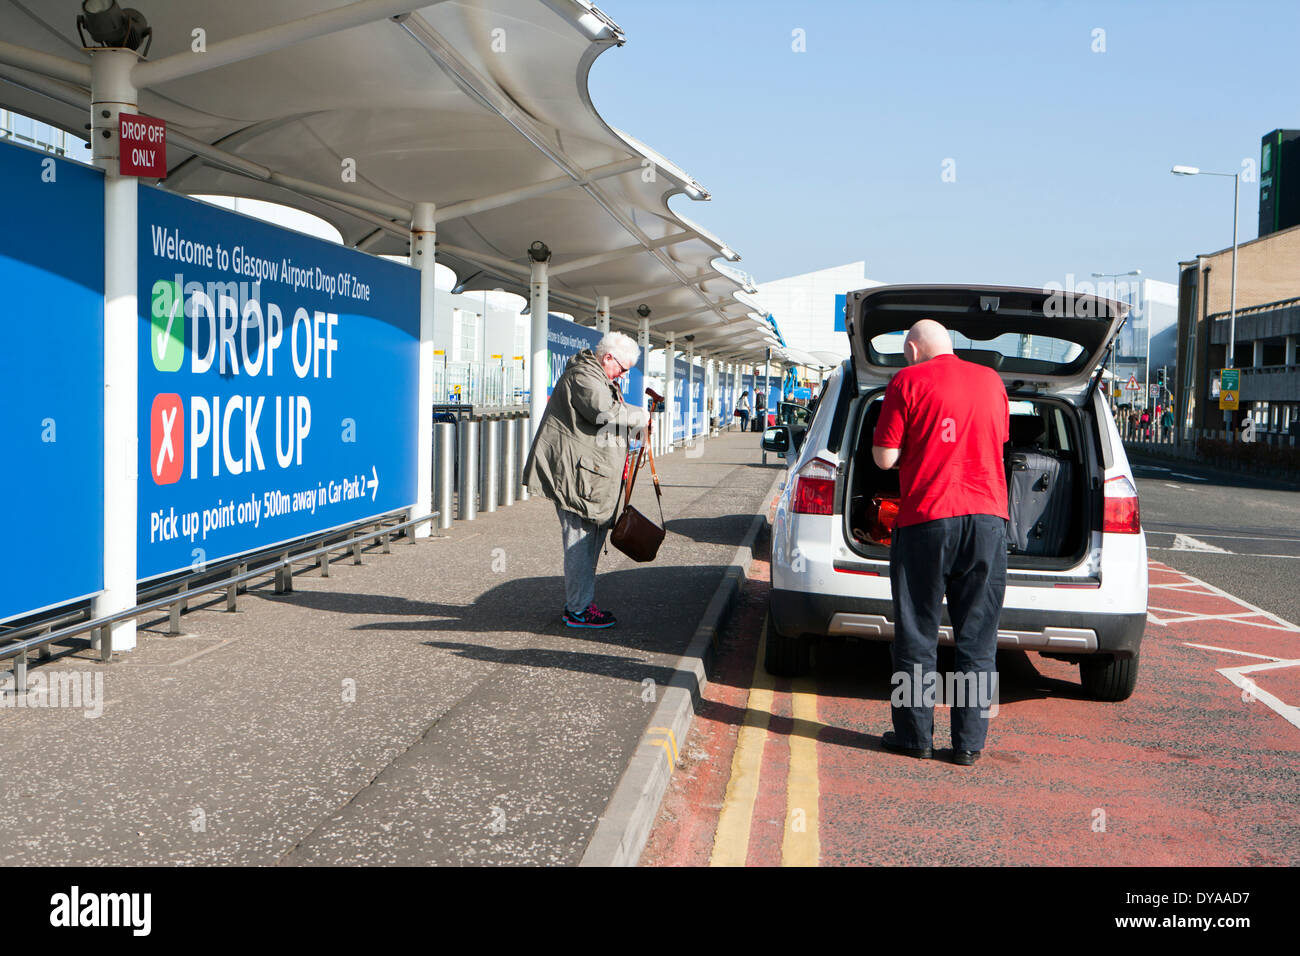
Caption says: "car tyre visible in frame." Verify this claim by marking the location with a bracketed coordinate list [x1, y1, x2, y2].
[764, 618, 811, 677]
[1079, 653, 1138, 702]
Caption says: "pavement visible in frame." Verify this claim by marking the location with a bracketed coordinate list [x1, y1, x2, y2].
[0, 428, 779, 866]
[642, 465, 1300, 867]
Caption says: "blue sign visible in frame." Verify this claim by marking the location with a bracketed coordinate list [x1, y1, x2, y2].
[834, 292, 847, 332]
[137, 187, 419, 579]
[546, 314, 644, 406]
[0, 142, 105, 622]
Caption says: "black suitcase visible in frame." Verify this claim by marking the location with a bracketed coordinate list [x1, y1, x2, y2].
[1006, 450, 1072, 555]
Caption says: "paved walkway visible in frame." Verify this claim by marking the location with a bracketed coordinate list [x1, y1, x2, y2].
[0, 430, 778, 865]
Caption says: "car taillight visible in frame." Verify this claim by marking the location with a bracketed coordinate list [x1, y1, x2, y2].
[1102, 475, 1141, 534]
[792, 458, 837, 515]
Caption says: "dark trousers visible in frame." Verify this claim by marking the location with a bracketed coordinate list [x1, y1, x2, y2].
[889, 514, 1007, 752]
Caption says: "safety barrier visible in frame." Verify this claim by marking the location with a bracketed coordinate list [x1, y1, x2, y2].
[1, 410, 534, 690]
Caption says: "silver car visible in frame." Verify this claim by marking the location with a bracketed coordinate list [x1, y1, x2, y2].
[763, 284, 1147, 701]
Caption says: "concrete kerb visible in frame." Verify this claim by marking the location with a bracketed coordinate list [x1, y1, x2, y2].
[579, 469, 786, 867]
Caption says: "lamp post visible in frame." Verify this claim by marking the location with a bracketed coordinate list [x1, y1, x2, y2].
[1173, 165, 1239, 431]
[1092, 269, 1142, 414]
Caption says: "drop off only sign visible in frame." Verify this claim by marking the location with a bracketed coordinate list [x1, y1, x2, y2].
[119, 113, 166, 178]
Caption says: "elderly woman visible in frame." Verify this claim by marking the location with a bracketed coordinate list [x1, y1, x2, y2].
[523, 331, 650, 628]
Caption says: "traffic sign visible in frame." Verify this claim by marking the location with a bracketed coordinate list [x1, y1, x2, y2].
[1219, 369, 1240, 410]
[1149, 384, 1160, 397]
[1125, 374, 1141, 391]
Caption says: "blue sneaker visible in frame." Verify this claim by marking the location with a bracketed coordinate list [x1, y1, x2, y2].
[563, 603, 616, 629]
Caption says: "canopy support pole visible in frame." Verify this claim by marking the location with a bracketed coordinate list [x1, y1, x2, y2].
[91, 48, 140, 653]
[596, 295, 610, 334]
[529, 251, 551, 443]
[411, 202, 436, 538]
[664, 336, 676, 454]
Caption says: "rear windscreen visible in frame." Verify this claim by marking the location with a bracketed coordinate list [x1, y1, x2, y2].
[869, 329, 1086, 375]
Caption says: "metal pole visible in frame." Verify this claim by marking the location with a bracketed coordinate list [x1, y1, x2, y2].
[1226, 171, 1240, 431]
[529, 252, 550, 444]
[481, 418, 500, 513]
[514, 416, 529, 501]
[501, 414, 516, 507]
[458, 419, 479, 520]
[412, 202, 436, 538]
[597, 294, 611, 335]
[91, 48, 139, 654]
[686, 344, 695, 444]
[664, 337, 676, 453]
[435, 422, 454, 530]
[637, 314, 651, 445]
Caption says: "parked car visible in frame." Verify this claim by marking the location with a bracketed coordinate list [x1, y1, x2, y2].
[762, 284, 1148, 701]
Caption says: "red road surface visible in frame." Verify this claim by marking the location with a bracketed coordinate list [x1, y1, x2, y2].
[642, 529, 1300, 867]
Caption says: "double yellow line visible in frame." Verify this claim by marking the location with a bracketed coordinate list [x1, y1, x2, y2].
[709, 618, 821, 866]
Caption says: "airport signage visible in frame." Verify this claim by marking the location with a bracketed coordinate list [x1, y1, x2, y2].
[546, 314, 643, 404]
[137, 186, 419, 579]
[0, 140, 105, 622]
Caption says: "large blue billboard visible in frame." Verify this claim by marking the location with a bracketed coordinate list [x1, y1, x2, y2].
[137, 187, 419, 579]
[546, 313, 644, 407]
[0, 142, 105, 622]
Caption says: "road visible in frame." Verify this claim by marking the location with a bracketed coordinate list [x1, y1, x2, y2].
[1130, 453, 1300, 627]
[642, 459, 1300, 867]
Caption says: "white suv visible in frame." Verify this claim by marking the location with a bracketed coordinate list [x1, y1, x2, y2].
[764, 284, 1147, 701]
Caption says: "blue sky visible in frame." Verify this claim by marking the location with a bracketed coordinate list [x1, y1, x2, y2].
[588, 0, 1298, 291]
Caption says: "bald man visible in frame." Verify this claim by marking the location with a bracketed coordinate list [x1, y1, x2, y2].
[872, 319, 1010, 766]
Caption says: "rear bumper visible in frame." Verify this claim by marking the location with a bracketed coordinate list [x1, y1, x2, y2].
[769, 588, 1146, 658]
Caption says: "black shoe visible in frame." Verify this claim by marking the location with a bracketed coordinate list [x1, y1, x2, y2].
[952, 749, 982, 766]
[882, 731, 932, 760]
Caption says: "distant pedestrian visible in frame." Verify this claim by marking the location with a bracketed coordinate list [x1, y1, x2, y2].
[523, 332, 650, 629]
[871, 319, 1009, 767]
[1160, 407, 1174, 442]
[736, 390, 750, 431]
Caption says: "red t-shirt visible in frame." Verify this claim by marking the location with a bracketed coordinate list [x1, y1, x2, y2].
[872, 353, 1010, 527]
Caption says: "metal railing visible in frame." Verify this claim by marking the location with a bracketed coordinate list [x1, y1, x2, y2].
[1, 511, 439, 693]
[431, 361, 527, 408]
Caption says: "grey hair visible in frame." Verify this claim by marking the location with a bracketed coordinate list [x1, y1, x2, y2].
[596, 330, 640, 370]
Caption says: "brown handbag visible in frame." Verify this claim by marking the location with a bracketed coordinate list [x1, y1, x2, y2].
[609, 438, 665, 562]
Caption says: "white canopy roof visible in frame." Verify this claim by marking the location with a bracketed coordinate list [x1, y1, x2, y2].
[0, 0, 780, 359]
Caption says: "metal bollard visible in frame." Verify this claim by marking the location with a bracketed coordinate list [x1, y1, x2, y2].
[481, 419, 500, 513]
[514, 417, 529, 501]
[435, 422, 454, 530]
[459, 419, 479, 520]
[501, 415, 516, 507]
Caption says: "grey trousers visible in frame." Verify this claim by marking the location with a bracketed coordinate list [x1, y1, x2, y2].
[555, 503, 609, 615]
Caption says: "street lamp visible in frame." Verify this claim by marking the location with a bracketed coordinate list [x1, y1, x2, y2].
[1173, 164, 1240, 431]
[1092, 269, 1142, 413]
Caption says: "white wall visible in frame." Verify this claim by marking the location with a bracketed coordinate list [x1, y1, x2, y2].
[753, 261, 883, 361]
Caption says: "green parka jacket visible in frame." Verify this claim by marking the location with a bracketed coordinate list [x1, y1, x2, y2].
[522, 349, 650, 524]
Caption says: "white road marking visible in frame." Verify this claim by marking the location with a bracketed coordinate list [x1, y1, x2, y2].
[1150, 548, 1300, 560]
[1163, 482, 1182, 488]
[1218, 660, 1300, 731]
[1154, 530, 1300, 543]
[1182, 642, 1282, 661]
[1171, 533, 1229, 553]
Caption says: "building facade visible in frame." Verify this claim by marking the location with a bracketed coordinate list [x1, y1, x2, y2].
[1175, 223, 1300, 436]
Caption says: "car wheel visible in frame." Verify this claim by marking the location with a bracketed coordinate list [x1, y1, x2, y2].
[1079, 653, 1139, 702]
[764, 617, 811, 677]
